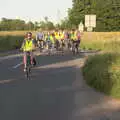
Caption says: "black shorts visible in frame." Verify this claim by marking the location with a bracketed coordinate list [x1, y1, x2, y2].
[38, 39, 43, 42]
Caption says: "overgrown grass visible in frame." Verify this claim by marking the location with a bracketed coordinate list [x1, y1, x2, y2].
[83, 51, 120, 98]
[80, 40, 104, 50]
[80, 38, 120, 52]
[0, 35, 24, 51]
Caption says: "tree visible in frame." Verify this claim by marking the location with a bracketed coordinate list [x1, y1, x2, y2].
[46, 21, 54, 30]
[0, 18, 26, 31]
[26, 21, 34, 30]
[59, 17, 72, 29]
[68, 0, 120, 31]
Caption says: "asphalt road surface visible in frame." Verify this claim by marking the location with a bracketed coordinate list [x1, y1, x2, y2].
[0, 51, 120, 120]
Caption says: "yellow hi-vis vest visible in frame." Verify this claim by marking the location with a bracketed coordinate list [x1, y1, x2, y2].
[50, 35, 55, 44]
[71, 33, 77, 41]
[22, 39, 33, 52]
[60, 33, 64, 40]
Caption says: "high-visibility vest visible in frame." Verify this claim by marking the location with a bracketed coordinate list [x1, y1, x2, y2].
[71, 33, 76, 40]
[22, 39, 33, 51]
[50, 35, 55, 43]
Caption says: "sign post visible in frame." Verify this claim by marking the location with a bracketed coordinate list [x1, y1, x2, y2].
[78, 21, 84, 32]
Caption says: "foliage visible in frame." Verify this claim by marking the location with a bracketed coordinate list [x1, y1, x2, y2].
[66, 0, 120, 31]
[0, 17, 55, 31]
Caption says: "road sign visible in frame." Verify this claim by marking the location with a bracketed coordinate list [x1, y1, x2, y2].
[85, 15, 96, 27]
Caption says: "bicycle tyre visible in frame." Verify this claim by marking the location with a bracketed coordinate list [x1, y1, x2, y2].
[26, 66, 31, 80]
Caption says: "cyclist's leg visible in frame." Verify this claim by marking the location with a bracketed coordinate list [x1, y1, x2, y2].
[42, 40, 44, 48]
[72, 40, 74, 50]
[64, 39, 68, 50]
[23, 52, 27, 71]
[44, 40, 46, 49]
[56, 39, 59, 50]
[39, 39, 42, 48]
[76, 40, 80, 53]
[62, 40, 65, 49]
[67, 40, 69, 50]
[30, 51, 33, 65]
[37, 40, 40, 47]
[50, 42, 53, 53]
[72, 40, 77, 54]
[30, 51, 36, 66]
[69, 39, 72, 50]
[68, 39, 71, 49]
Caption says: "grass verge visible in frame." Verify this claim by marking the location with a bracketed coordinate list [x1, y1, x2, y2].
[82, 53, 120, 99]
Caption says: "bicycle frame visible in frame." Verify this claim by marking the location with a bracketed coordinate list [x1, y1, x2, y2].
[47, 41, 52, 55]
[61, 40, 65, 55]
[24, 51, 31, 80]
[72, 41, 78, 55]
[38, 40, 44, 52]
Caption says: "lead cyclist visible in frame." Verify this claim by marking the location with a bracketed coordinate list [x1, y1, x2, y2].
[21, 32, 36, 72]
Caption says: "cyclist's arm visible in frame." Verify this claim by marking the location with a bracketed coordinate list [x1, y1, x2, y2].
[36, 34, 38, 41]
[32, 39, 37, 50]
[43, 33, 45, 41]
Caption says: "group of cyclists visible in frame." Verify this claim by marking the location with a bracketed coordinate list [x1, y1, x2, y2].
[36, 29, 81, 52]
[21, 29, 82, 72]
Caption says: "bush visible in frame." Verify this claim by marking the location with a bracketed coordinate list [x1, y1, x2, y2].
[82, 53, 120, 98]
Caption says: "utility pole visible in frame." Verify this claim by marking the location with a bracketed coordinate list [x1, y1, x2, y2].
[57, 9, 61, 24]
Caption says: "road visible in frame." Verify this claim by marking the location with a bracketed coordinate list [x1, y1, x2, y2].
[0, 50, 120, 120]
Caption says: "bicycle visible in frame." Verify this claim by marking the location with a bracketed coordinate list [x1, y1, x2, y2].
[47, 40, 52, 55]
[55, 39, 60, 51]
[72, 41, 79, 55]
[38, 40, 44, 52]
[68, 40, 72, 51]
[24, 51, 32, 80]
[61, 40, 65, 55]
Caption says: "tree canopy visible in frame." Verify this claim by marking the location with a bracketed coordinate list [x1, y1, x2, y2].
[0, 17, 55, 31]
[66, 0, 120, 31]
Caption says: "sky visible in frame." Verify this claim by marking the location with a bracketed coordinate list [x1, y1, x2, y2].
[0, 0, 72, 23]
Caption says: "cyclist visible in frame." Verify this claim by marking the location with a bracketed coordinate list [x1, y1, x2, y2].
[46, 32, 55, 54]
[76, 30, 81, 50]
[21, 32, 36, 72]
[36, 29, 44, 49]
[54, 30, 60, 50]
[70, 29, 79, 53]
[60, 30, 65, 51]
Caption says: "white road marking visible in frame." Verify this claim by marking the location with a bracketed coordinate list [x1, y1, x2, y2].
[0, 53, 23, 62]
[12, 62, 23, 69]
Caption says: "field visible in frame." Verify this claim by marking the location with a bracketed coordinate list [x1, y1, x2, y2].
[80, 32, 120, 51]
[0, 31, 120, 51]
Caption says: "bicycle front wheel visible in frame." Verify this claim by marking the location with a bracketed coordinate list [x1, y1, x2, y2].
[26, 66, 31, 80]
